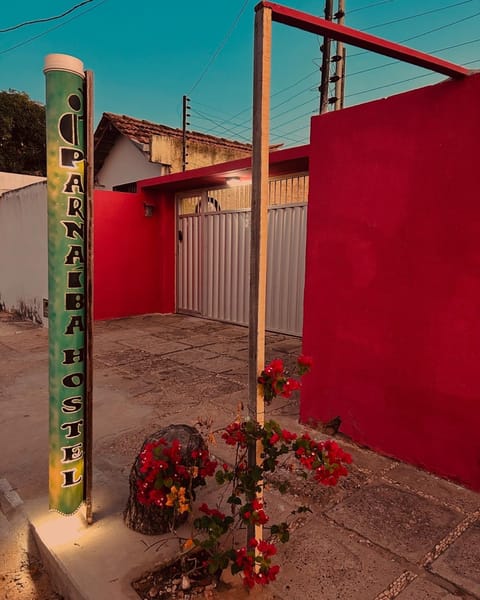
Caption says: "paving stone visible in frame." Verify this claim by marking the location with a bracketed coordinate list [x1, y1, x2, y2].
[384, 463, 480, 514]
[181, 333, 225, 347]
[327, 484, 462, 562]
[95, 347, 153, 366]
[202, 340, 248, 355]
[215, 326, 248, 339]
[338, 442, 399, 475]
[166, 347, 219, 365]
[430, 522, 480, 597]
[273, 516, 403, 600]
[120, 335, 190, 355]
[115, 356, 210, 385]
[194, 355, 247, 374]
[268, 338, 303, 354]
[396, 576, 475, 599]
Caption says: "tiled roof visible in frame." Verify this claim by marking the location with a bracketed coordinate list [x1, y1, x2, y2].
[94, 112, 254, 175]
[102, 112, 252, 151]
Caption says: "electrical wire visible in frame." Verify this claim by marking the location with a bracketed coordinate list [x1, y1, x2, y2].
[348, 6, 480, 59]
[188, 0, 252, 95]
[0, 0, 94, 33]
[349, 0, 397, 14]
[401, 7, 480, 45]
[189, 1, 480, 144]
[363, 0, 474, 32]
[347, 71, 439, 99]
[346, 36, 480, 80]
[190, 3, 479, 138]
[0, 0, 108, 55]
[191, 108, 252, 143]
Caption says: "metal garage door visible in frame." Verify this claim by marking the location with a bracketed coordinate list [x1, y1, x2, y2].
[177, 174, 308, 336]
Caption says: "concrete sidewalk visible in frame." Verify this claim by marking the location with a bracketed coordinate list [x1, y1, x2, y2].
[1, 313, 479, 599]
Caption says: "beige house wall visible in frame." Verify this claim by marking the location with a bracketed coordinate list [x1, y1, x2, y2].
[150, 134, 251, 172]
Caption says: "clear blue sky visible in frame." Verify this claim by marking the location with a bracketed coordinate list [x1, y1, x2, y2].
[1, 0, 479, 148]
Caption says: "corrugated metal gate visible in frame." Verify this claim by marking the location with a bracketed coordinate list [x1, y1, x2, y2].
[177, 174, 308, 336]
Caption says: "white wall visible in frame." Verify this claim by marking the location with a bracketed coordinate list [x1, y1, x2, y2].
[0, 172, 45, 195]
[0, 182, 48, 325]
[96, 135, 165, 190]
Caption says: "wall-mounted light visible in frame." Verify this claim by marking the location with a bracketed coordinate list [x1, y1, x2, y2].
[144, 203, 155, 217]
[226, 177, 241, 187]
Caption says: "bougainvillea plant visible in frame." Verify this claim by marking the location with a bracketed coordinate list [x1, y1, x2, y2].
[135, 355, 352, 589]
[136, 438, 218, 517]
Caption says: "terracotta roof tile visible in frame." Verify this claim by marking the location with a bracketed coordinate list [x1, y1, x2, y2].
[102, 112, 252, 151]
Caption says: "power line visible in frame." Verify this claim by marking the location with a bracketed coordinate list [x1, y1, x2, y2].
[0, 0, 94, 33]
[188, 0, 252, 95]
[348, 6, 480, 58]
[346, 35, 480, 79]
[191, 2, 479, 135]
[347, 71, 438, 99]
[191, 108, 252, 143]
[190, 2, 480, 143]
[401, 7, 480, 44]
[0, 0, 108, 55]
[363, 0, 474, 32]
[349, 0, 398, 14]
[270, 54, 480, 146]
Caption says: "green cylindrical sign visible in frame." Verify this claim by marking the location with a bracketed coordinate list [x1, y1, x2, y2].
[45, 54, 86, 514]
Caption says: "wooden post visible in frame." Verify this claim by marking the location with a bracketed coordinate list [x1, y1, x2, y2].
[84, 70, 94, 525]
[248, 3, 272, 544]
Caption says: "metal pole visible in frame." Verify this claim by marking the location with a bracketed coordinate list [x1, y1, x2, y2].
[248, 2, 272, 544]
[84, 69, 94, 525]
[319, 0, 333, 114]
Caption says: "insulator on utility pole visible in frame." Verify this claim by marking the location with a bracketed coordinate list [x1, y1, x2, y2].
[182, 95, 190, 172]
[319, 0, 346, 114]
[334, 0, 346, 111]
[319, 0, 334, 114]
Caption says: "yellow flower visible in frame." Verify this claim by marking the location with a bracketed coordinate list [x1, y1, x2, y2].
[166, 485, 178, 507]
[166, 485, 190, 513]
[183, 538, 195, 551]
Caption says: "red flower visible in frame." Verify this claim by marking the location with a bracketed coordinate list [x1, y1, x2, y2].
[257, 540, 277, 557]
[269, 432, 280, 445]
[199, 503, 226, 520]
[222, 422, 247, 447]
[252, 498, 263, 511]
[281, 429, 297, 442]
[297, 354, 313, 368]
[269, 359, 284, 375]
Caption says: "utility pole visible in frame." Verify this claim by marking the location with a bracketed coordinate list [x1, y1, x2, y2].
[334, 0, 346, 110]
[319, 0, 346, 113]
[319, 0, 333, 114]
[182, 95, 190, 171]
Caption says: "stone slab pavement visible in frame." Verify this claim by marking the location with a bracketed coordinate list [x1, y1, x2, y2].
[0, 312, 479, 599]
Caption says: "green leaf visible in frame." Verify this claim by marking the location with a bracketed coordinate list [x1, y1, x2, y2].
[208, 559, 219, 575]
[280, 530, 290, 543]
[227, 495, 242, 505]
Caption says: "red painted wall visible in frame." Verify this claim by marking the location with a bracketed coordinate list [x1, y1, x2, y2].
[93, 189, 175, 320]
[301, 73, 480, 490]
